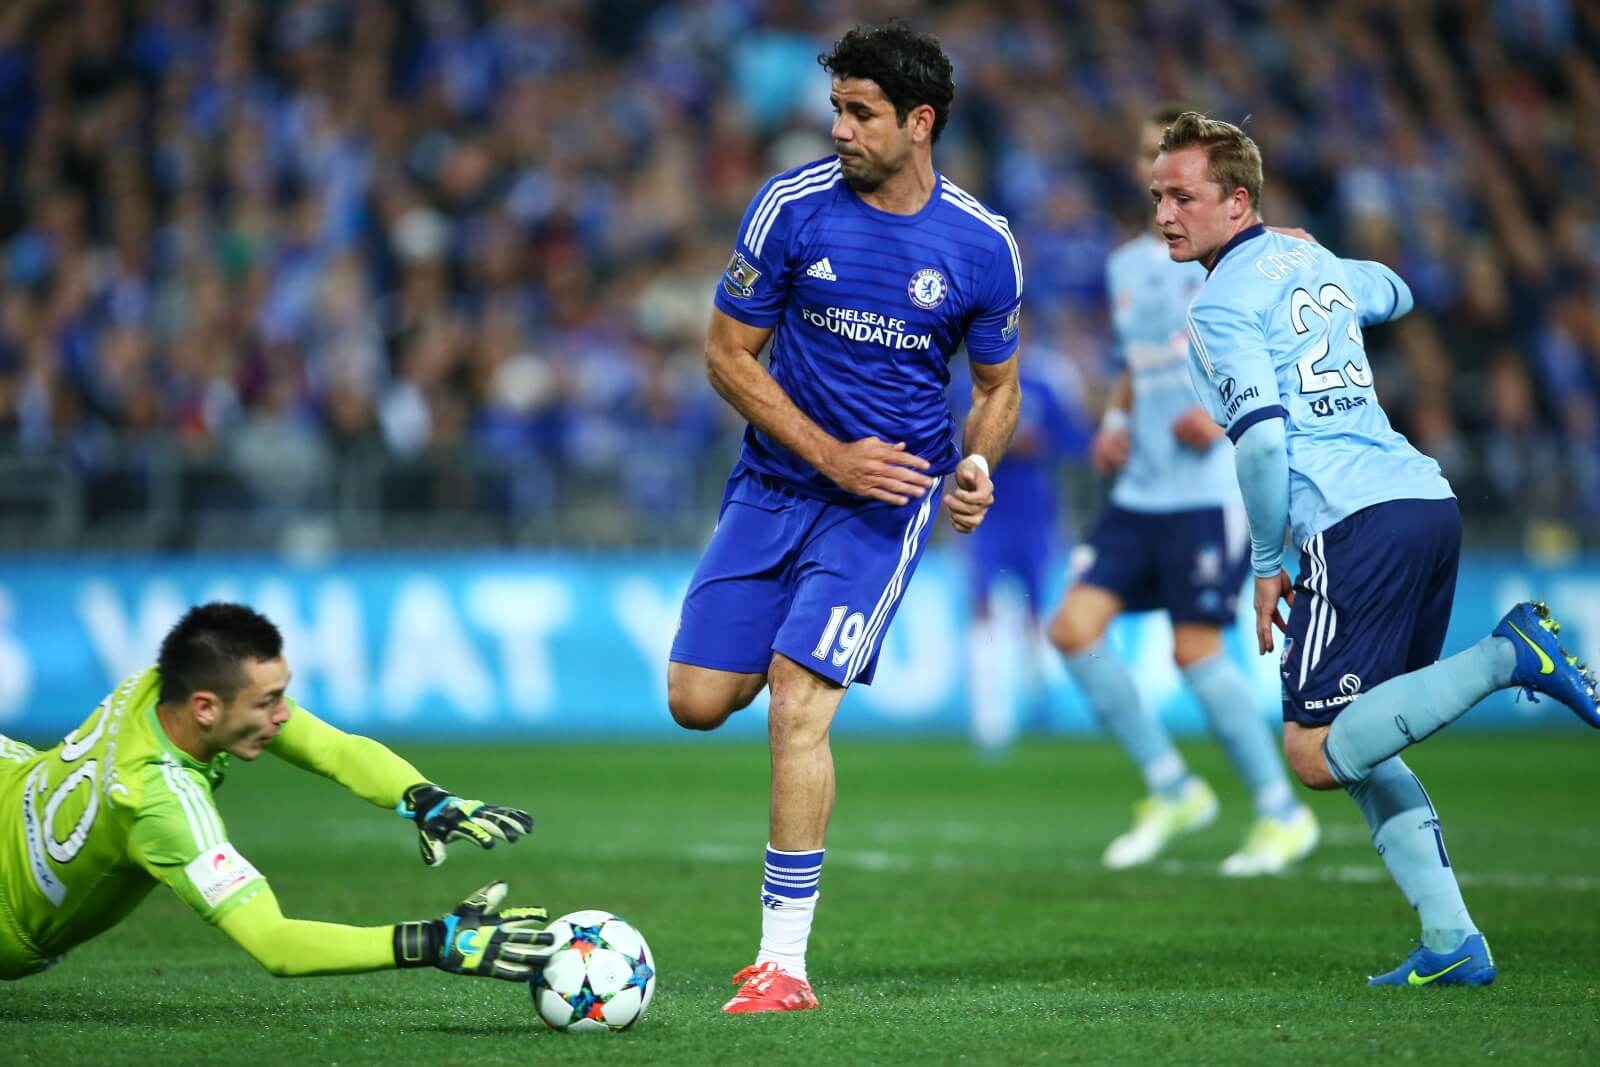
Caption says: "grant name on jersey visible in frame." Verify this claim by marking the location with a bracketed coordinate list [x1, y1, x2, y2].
[1253, 243, 1323, 281]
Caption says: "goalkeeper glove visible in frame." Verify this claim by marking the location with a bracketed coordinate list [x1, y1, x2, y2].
[393, 881, 554, 981]
[398, 782, 533, 867]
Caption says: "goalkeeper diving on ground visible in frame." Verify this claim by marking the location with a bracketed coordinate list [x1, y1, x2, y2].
[0, 602, 550, 982]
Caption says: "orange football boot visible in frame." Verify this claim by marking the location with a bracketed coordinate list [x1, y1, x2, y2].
[721, 962, 819, 1014]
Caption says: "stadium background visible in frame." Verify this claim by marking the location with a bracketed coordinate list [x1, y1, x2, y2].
[2, 4, 1597, 1065]
[2, 0, 1597, 739]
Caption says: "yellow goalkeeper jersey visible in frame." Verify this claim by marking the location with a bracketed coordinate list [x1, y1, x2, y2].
[0, 666, 423, 979]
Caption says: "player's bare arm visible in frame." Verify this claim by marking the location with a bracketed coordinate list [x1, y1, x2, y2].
[947, 352, 1020, 533]
[1092, 369, 1133, 473]
[704, 307, 934, 505]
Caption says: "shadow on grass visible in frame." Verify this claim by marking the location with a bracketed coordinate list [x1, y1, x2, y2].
[418, 1022, 559, 1037]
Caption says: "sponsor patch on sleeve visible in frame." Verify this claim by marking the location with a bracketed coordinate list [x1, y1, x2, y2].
[1002, 302, 1021, 342]
[183, 842, 263, 909]
[722, 251, 762, 299]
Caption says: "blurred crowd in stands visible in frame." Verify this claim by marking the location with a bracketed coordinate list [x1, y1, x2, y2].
[0, 0, 1596, 539]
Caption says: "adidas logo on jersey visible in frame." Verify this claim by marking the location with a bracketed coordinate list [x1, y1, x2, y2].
[805, 258, 838, 281]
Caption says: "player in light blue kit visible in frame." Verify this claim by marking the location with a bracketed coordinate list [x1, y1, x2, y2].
[1156, 111, 1599, 986]
[1048, 108, 1317, 876]
[667, 24, 1022, 1013]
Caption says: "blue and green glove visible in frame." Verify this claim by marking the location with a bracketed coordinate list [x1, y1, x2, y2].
[393, 881, 554, 981]
[398, 783, 533, 867]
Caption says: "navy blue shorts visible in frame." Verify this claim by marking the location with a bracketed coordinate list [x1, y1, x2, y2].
[1072, 503, 1248, 625]
[1280, 497, 1461, 727]
[670, 467, 943, 687]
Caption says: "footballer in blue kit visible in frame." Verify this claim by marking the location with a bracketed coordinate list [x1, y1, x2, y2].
[1155, 112, 1599, 987]
[667, 24, 1022, 1014]
[961, 360, 1088, 752]
[1048, 108, 1317, 877]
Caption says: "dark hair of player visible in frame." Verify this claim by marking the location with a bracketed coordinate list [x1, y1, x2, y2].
[818, 22, 955, 144]
[158, 602, 284, 704]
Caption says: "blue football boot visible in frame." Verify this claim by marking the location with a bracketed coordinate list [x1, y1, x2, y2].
[1369, 934, 1496, 987]
[1492, 601, 1600, 728]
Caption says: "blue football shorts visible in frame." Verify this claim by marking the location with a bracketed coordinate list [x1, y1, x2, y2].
[1280, 497, 1461, 727]
[670, 467, 944, 687]
[1071, 503, 1248, 625]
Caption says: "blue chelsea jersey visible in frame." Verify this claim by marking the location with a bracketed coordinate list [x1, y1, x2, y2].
[1185, 224, 1452, 546]
[714, 157, 1023, 501]
[1106, 233, 1239, 512]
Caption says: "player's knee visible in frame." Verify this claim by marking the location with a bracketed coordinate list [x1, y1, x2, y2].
[766, 666, 839, 754]
[668, 693, 722, 731]
[1284, 729, 1340, 790]
[767, 701, 829, 755]
[666, 673, 745, 732]
[1289, 758, 1340, 791]
[667, 689, 733, 731]
[1048, 611, 1097, 655]
[1172, 628, 1222, 668]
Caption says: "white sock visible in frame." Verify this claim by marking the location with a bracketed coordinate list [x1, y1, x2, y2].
[756, 893, 819, 980]
[755, 843, 823, 980]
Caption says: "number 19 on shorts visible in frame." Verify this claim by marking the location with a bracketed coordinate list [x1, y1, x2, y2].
[813, 605, 866, 668]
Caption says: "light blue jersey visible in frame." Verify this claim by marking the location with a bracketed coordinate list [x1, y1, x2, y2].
[1185, 224, 1452, 546]
[1106, 233, 1238, 512]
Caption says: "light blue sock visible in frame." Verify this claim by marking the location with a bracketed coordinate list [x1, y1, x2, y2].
[1065, 640, 1189, 800]
[1347, 757, 1477, 953]
[1184, 652, 1298, 819]
[1323, 637, 1516, 784]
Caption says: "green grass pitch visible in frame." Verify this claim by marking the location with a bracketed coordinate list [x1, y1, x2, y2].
[4, 733, 1597, 1065]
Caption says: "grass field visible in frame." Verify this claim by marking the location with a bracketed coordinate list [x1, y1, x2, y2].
[4, 733, 1598, 1065]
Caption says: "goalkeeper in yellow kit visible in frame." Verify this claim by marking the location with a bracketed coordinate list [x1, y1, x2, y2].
[0, 602, 550, 982]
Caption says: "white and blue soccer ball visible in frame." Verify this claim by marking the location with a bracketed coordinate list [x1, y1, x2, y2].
[532, 910, 656, 1032]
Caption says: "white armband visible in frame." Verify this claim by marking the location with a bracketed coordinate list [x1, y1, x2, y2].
[1101, 408, 1129, 433]
[964, 453, 990, 477]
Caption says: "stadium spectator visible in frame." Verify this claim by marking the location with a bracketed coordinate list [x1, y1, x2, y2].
[0, 0, 1593, 544]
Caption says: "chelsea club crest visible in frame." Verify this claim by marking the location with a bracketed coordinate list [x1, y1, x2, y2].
[908, 268, 947, 309]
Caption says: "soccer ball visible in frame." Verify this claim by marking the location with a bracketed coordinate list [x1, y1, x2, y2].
[532, 910, 656, 1032]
